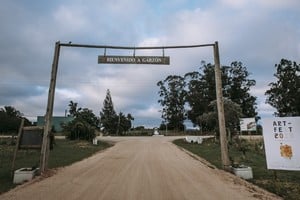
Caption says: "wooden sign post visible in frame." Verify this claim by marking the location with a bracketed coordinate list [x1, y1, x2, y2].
[11, 120, 43, 177]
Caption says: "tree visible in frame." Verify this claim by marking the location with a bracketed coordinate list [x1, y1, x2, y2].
[198, 99, 242, 134]
[63, 106, 99, 141]
[226, 61, 257, 118]
[99, 90, 134, 135]
[100, 89, 118, 135]
[1, 106, 22, 118]
[265, 59, 300, 116]
[184, 62, 218, 125]
[0, 106, 31, 133]
[157, 75, 186, 131]
[116, 112, 134, 135]
[185, 61, 257, 127]
[124, 113, 134, 133]
[77, 108, 99, 127]
[68, 100, 81, 117]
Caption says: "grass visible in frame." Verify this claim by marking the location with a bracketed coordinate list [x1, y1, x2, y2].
[173, 138, 300, 200]
[0, 138, 112, 194]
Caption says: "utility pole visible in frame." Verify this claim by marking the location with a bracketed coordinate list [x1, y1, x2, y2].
[40, 41, 60, 172]
[213, 41, 230, 170]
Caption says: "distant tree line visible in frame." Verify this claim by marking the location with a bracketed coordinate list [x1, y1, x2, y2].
[0, 90, 135, 141]
[157, 59, 299, 133]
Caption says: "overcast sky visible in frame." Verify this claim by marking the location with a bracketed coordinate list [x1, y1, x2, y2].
[0, 0, 299, 128]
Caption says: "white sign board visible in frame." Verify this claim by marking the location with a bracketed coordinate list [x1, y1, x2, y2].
[262, 117, 300, 171]
[240, 118, 256, 131]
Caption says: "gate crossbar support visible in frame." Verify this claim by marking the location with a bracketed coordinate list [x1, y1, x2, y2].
[60, 43, 215, 50]
[40, 41, 230, 172]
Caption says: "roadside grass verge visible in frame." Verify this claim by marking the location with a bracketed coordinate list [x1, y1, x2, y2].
[173, 138, 300, 200]
[0, 139, 112, 194]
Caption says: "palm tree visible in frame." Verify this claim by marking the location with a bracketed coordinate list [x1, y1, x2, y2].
[68, 101, 81, 117]
[1, 106, 22, 117]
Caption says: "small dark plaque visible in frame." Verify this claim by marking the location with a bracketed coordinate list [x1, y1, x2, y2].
[19, 127, 43, 149]
[98, 55, 170, 65]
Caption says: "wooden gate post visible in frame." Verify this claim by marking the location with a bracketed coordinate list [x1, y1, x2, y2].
[40, 41, 61, 172]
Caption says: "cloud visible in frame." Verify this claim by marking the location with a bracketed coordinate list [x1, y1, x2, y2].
[220, 0, 300, 10]
[134, 104, 161, 118]
[53, 5, 89, 33]
[256, 102, 276, 117]
[0, 0, 299, 128]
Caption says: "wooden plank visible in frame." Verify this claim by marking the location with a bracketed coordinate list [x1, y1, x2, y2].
[11, 119, 24, 177]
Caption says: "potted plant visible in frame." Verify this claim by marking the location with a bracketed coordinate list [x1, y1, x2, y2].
[230, 138, 253, 180]
[13, 166, 40, 184]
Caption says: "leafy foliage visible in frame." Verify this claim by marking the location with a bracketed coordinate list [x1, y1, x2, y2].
[226, 61, 257, 118]
[184, 61, 257, 130]
[100, 89, 118, 134]
[197, 99, 242, 133]
[116, 113, 134, 135]
[100, 89, 134, 135]
[157, 75, 186, 131]
[265, 59, 300, 116]
[184, 63, 218, 125]
[68, 100, 81, 117]
[63, 102, 98, 141]
[0, 106, 31, 133]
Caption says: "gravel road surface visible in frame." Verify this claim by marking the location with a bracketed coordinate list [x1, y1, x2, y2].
[1, 136, 281, 200]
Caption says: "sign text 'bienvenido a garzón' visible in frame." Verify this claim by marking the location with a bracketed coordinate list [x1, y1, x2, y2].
[98, 56, 170, 65]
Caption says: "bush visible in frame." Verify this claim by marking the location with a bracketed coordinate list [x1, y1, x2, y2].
[64, 120, 96, 141]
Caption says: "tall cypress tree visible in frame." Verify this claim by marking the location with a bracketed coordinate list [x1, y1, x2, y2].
[100, 89, 118, 134]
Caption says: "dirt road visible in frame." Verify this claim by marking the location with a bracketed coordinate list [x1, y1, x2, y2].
[1, 136, 280, 200]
